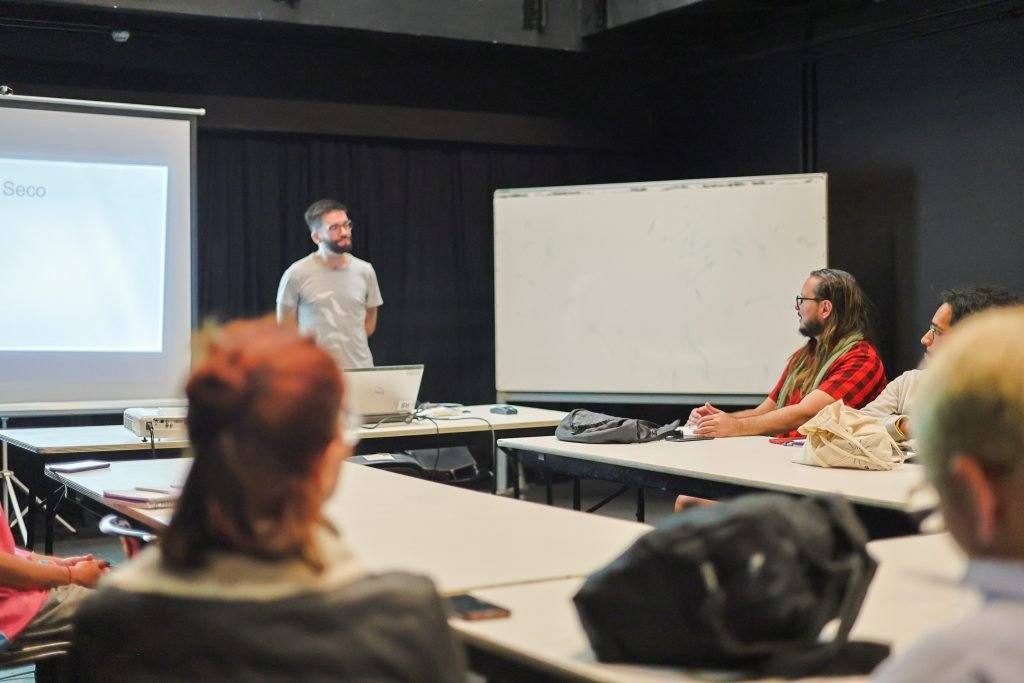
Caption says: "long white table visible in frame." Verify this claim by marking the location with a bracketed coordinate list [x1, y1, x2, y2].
[455, 533, 979, 683]
[0, 405, 565, 455]
[498, 435, 930, 536]
[0, 425, 186, 454]
[49, 458, 976, 682]
[356, 404, 566, 440]
[48, 457, 648, 595]
[4, 404, 566, 550]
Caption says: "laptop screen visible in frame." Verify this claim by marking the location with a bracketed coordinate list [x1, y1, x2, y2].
[344, 364, 424, 419]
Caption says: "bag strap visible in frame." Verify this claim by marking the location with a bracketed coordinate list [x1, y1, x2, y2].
[754, 497, 878, 677]
[693, 498, 875, 675]
[639, 419, 682, 442]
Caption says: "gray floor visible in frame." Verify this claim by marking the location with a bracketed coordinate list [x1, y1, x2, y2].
[5, 477, 672, 682]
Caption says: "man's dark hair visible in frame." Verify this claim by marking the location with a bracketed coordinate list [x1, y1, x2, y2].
[940, 285, 1021, 325]
[304, 199, 348, 233]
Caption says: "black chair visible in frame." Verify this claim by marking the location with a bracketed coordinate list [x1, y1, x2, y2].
[0, 625, 71, 683]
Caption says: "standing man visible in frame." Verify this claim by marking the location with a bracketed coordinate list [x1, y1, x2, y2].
[687, 268, 886, 438]
[277, 199, 383, 370]
[862, 285, 1020, 444]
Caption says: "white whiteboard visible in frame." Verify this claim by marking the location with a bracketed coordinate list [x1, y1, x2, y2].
[494, 173, 828, 399]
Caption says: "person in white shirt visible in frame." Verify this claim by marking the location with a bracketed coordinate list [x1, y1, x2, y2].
[277, 199, 383, 370]
[872, 305, 1024, 682]
[862, 285, 1019, 443]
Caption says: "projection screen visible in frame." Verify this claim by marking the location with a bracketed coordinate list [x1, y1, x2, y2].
[0, 95, 202, 413]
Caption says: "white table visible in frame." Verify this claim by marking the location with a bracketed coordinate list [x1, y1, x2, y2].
[498, 435, 929, 536]
[51, 458, 975, 682]
[0, 405, 565, 455]
[357, 404, 565, 440]
[455, 533, 979, 683]
[0, 425, 187, 455]
[49, 457, 649, 595]
[3, 404, 566, 549]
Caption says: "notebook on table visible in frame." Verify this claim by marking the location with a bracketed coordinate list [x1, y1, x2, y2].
[103, 488, 179, 509]
[344, 364, 424, 421]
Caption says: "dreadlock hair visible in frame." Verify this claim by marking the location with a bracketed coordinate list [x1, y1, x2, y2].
[790, 268, 875, 398]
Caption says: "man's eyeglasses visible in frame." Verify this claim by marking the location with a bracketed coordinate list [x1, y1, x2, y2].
[795, 296, 824, 306]
[325, 221, 354, 233]
[925, 324, 945, 339]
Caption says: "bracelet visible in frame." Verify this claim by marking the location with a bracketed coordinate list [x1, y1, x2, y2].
[65, 565, 73, 586]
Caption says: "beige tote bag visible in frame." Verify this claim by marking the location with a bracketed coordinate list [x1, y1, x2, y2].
[794, 400, 905, 470]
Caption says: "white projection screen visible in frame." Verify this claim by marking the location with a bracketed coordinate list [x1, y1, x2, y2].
[494, 174, 828, 403]
[0, 95, 202, 413]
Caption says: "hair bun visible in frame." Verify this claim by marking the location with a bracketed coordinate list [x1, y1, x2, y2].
[186, 349, 249, 425]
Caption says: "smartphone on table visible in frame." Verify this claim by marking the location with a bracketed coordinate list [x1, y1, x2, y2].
[445, 593, 511, 620]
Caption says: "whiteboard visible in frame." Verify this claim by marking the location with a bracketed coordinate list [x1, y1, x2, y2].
[494, 173, 827, 399]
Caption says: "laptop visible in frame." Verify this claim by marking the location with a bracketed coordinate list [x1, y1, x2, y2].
[344, 364, 424, 421]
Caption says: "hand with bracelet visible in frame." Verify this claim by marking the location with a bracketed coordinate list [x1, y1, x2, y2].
[0, 526, 112, 649]
[65, 558, 109, 588]
[25, 551, 110, 589]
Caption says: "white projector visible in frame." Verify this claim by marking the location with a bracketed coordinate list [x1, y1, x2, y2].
[124, 407, 188, 440]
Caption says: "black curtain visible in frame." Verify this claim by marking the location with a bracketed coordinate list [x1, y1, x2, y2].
[197, 131, 642, 403]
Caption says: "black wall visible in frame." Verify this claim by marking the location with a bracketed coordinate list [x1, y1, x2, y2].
[815, 11, 1024, 372]
[2, 0, 1023, 407]
[636, 1, 1024, 377]
[0, 2, 650, 404]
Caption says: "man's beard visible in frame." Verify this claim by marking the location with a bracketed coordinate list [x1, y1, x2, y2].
[323, 240, 352, 255]
[799, 317, 824, 339]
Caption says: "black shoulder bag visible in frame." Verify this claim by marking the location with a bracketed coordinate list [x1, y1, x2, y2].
[573, 494, 889, 677]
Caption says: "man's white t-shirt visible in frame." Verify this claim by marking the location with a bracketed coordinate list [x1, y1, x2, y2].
[277, 253, 383, 370]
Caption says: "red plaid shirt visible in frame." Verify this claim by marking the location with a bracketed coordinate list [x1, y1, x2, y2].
[768, 339, 887, 437]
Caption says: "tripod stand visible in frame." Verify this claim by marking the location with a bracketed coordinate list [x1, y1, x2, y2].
[2, 417, 75, 546]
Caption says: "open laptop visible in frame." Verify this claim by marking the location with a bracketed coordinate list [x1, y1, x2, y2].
[344, 364, 424, 421]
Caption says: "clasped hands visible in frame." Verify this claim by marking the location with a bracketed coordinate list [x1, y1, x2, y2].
[685, 402, 744, 438]
[55, 554, 111, 588]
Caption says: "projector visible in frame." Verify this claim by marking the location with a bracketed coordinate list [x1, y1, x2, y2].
[124, 407, 188, 439]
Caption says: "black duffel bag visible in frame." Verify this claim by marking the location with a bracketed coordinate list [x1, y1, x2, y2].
[573, 494, 887, 677]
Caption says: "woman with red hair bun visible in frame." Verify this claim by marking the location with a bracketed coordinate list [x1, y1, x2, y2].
[71, 318, 464, 682]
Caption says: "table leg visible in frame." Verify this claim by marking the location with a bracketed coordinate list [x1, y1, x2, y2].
[572, 479, 581, 510]
[494, 447, 508, 492]
[635, 488, 646, 523]
[44, 484, 63, 556]
[510, 451, 521, 500]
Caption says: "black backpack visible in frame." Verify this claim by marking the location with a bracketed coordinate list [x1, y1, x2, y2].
[573, 494, 888, 677]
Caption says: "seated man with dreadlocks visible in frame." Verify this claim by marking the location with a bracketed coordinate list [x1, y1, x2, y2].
[685, 268, 887, 438]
